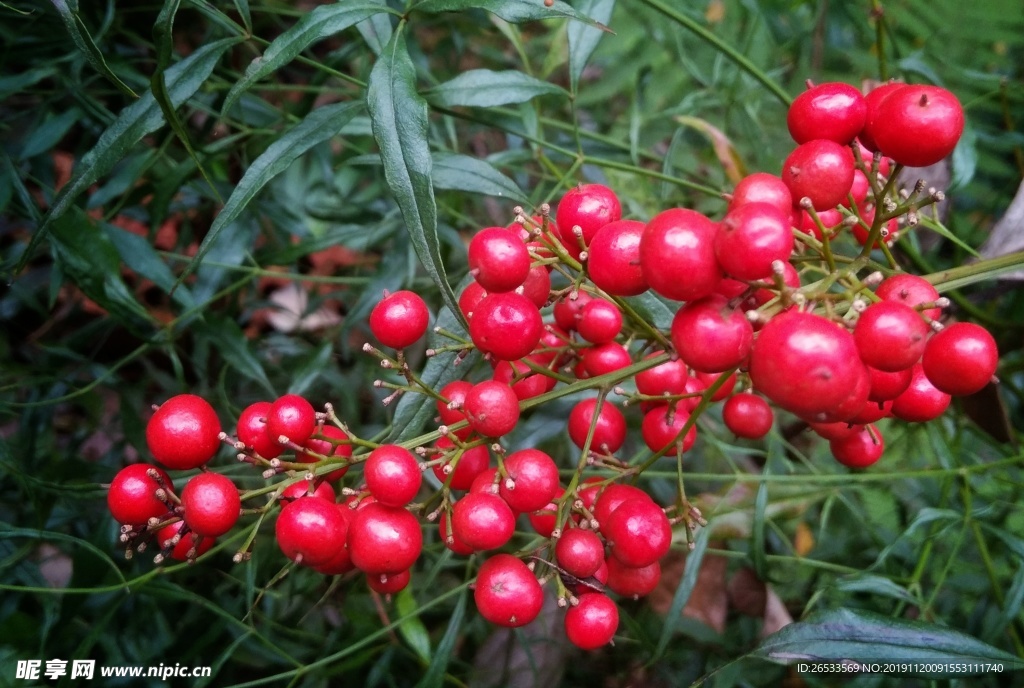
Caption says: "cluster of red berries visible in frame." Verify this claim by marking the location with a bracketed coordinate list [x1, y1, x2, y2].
[106, 79, 999, 652]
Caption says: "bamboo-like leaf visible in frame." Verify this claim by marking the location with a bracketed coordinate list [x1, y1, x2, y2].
[432, 152, 528, 203]
[567, 0, 615, 93]
[14, 37, 241, 276]
[414, 0, 610, 30]
[426, 69, 568, 108]
[652, 527, 709, 660]
[51, 0, 138, 99]
[173, 101, 362, 289]
[367, 28, 463, 325]
[222, 1, 392, 115]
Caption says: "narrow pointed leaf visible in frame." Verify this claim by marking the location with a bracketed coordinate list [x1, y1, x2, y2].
[16, 37, 241, 275]
[51, 0, 138, 99]
[174, 101, 362, 289]
[414, 0, 610, 30]
[357, 12, 394, 56]
[652, 527, 709, 660]
[431, 152, 527, 203]
[427, 69, 568, 108]
[367, 29, 462, 325]
[567, 0, 615, 93]
[222, 1, 391, 115]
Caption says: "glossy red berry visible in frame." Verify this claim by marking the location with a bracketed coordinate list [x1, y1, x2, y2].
[587, 219, 648, 296]
[364, 444, 422, 507]
[312, 505, 356, 575]
[468, 227, 532, 293]
[279, 480, 335, 502]
[347, 503, 423, 575]
[556, 184, 622, 259]
[715, 202, 795, 281]
[499, 448, 560, 513]
[369, 290, 430, 349]
[553, 291, 593, 332]
[276, 495, 348, 567]
[146, 394, 221, 470]
[367, 568, 411, 595]
[695, 370, 737, 402]
[867, 366, 914, 403]
[156, 520, 215, 561]
[469, 292, 543, 362]
[266, 394, 316, 446]
[565, 593, 619, 650]
[237, 401, 283, 460]
[432, 437, 490, 491]
[581, 342, 632, 378]
[577, 298, 622, 344]
[640, 208, 722, 302]
[567, 398, 627, 453]
[605, 558, 661, 598]
[440, 514, 475, 555]
[603, 497, 672, 568]
[180, 472, 240, 538]
[474, 554, 544, 628]
[854, 301, 931, 372]
[592, 484, 652, 533]
[729, 172, 793, 216]
[921, 322, 998, 396]
[875, 274, 942, 321]
[520, 264, 552, 308]
[640, 404, 697, 454]
[859, 81, 906, 152]
[722, 393, 774, 439]
[555, 528, 605, 579]
[298, 424, 352, 482]
[890, 363, 951, 422]
[463, 380, 521, 437]
[781, 139, 856, 211]
[671, 295, 754, 373]
[451, 492, 516, 551]
[869, 85, 964, 167]
[830, 424, 885, 468]
[635, 353, 690, 401]
[459, 281, 488, 323]
[107, 464, 173, 526]
[788, 82, 867, 145]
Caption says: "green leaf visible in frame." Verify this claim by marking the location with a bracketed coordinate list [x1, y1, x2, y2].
[395, 587, 431, 665]
[426, 69, 568, 108]
[51, 0, 138, 99]
[18, 107, 82, 161]
[431, 152, 528, 203]
[651, 527, 709, 661]
[620, 291, 675, 331]
[222, 1, 391, 115]
[101, 221, 197, 310]
[414, 0, 610, 29]
[174, 101, 362, 289]
[747, 608, 1020, 676]
[751, 480, 768, 580]
[356, 11, 394, 56]
[0, 66, 57, 100]
[416, 591, 467, 688]
[192, 318, 276, 397]
[367, 28, 463, 326]
[15, 37, 241, 276]
[834, 575, 919, 605]
[870, 508, 960, 569]
[567, 0, 615, 93]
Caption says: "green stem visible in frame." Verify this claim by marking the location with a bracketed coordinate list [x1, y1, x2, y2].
[922, 250, 1024, 292]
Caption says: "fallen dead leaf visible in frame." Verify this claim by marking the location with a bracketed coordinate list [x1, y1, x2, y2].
[648, 545, 728, 634]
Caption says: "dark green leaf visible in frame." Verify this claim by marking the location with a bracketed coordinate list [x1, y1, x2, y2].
[427, 69, 568, 108]
[833, 575, 918, 605]
[193, 318, 276, 397]
[416, 591, 467, 688]
[567, 0, 615, 93]
[288, 341, 334, 398]
[101, 221, 197, 310]
[367, 29, 463, 326]
[0, 66, 57, 100]
[748, 608, 1020, 676]
[395, 587, 431, 665]
[222, 1, 391, 115]
[356, 11, 393, 56]
[432, 152, 528, 203]
[174, 101, 362, 289]
[414, 0, 610, 29]
[652, 527, 709, 661]
[18, 107, 82, 161]
[51, 0, 138, 99]
[16, 37, 241, 276]
[621, 291, 675, 331]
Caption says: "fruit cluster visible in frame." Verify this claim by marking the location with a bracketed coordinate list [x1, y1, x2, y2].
[106, 80, 998, 651]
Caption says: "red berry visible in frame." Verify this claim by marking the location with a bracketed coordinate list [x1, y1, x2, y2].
[436, 380, 473, 435]
[527, 499, 559, 538]
[640, 404, 696, 454]
[715, 202, 795, 281]
[854, 301, 931, 372]
[555, 528, 605, 579]
[469, 292, 543, 361]
[830, 424, 885, 468]
[577, 298, 622, 345]
[439, 514, 475, 555]
[499, 448, 560, 513]
[567, 398, 627, 454]
[553, 291, 593, 332]
[474, 554, 544, 627]
[347, 503, 423, 575]
[156, 520, 214, 561]
[781, 139, 856, 211]
[556, 184, 622, 260]
[808, 420, 863, 442]
[279, 480, 335, 502]
[493, 357, 557, 401]
[266, 394, 316, 446]
[859, 81, 906, 152]
[921, 322, 998, 396]
[298, 425, 352, 482]
[364, 444, 422, 507]
[729, 172, 793, 216]
[181, 472, 240, 538]
[867, 366, 914, 403]
[788, 82, 867, 145]
[237, 401, 283, 460]
[369, 290, 430, 349]
[367, 568, 411, 595]
[565, 593, 619, 650]
[640, 208, 721, 302]
[635, 353, 690, 400]
[520, 264, 552, 308]
[605, 557, 661, 598]
[722, 393, 774, 439]
[468, 227, 532, 293]
[276, 495, 348, 567]
[459, 281, 488, 323]
[671, 295, 754, 373]
[875, 274, 942, 321]
[469, 466, 501, 495]
[891, 363, 951, 422]
[695, 370, 737, 402]
[581, 342, 632, 378]
[451, 492, 516, 551]
[603, 497, 672, 568]
[313, 505, 356, 575]
[146, 394, 221, 470]
[592, 483, 651, 533]
[587, 219, 648, 296]
[432, 437, 490, 491]
[464, 380, 521, 437]
[869, 85, 964, 167]
[107, 464, 173, 526]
